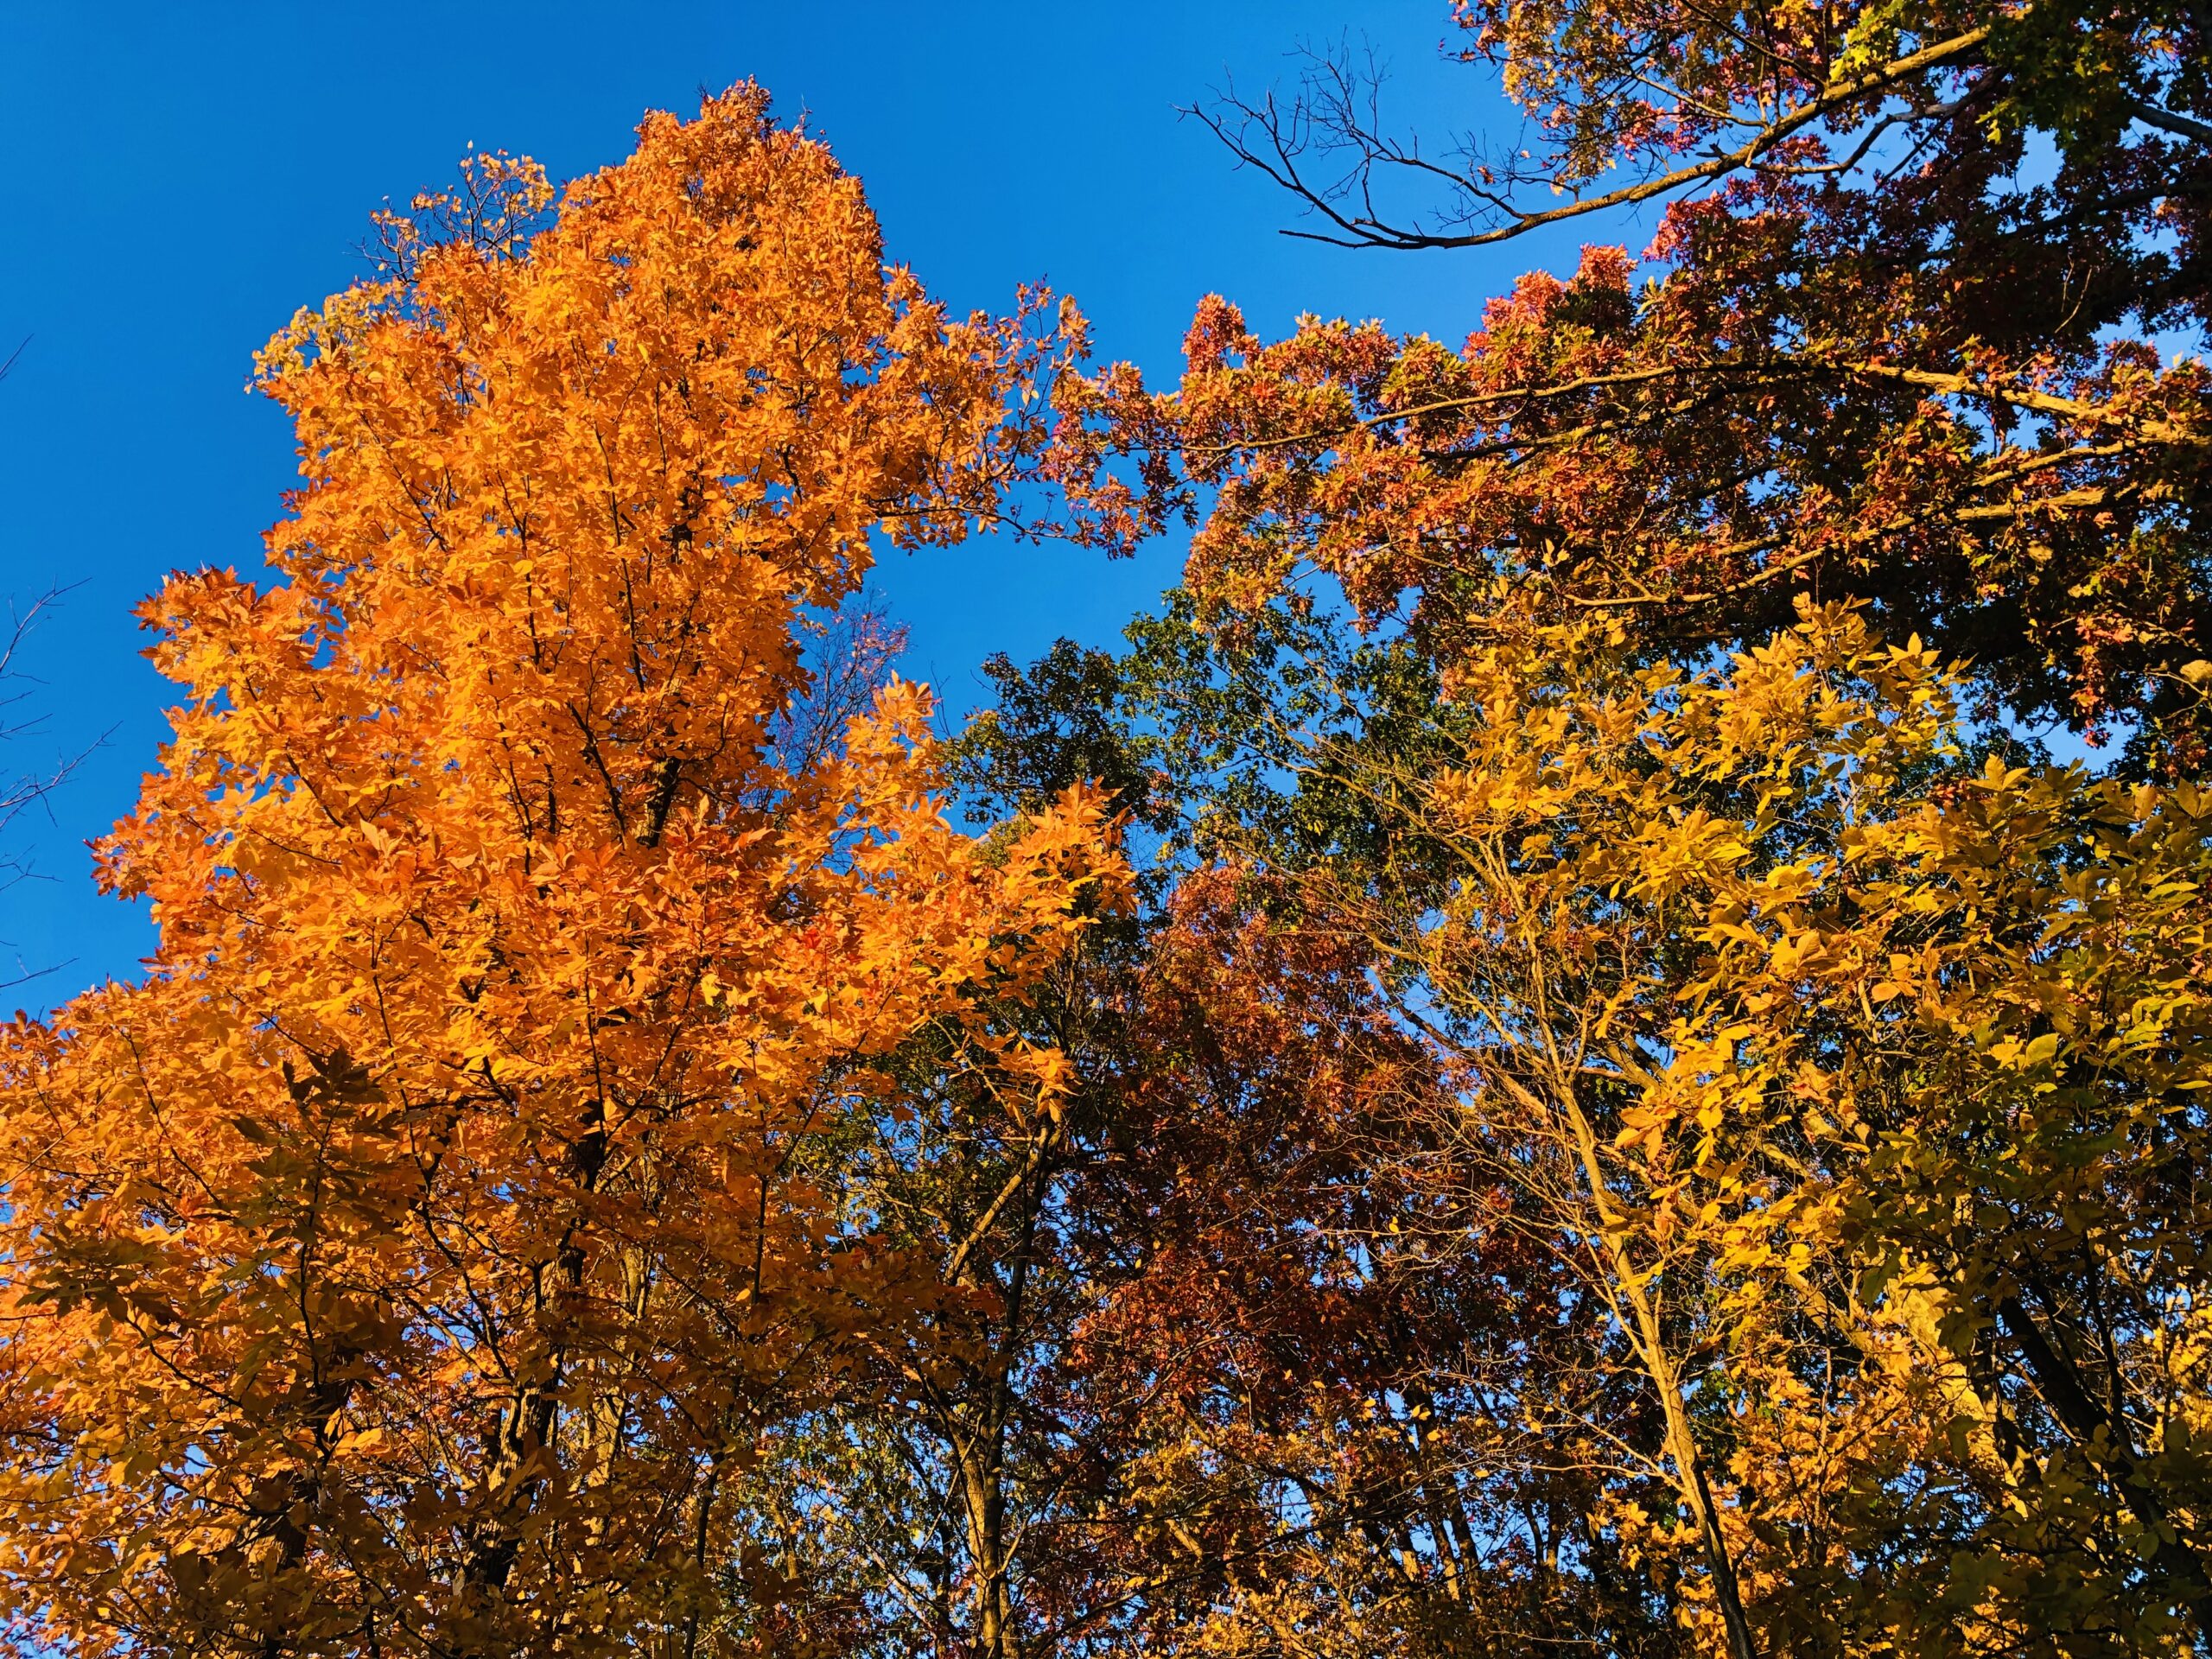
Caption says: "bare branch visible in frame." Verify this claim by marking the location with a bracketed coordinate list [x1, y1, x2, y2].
[1200, 26, 1995, 251]
[0, 584, 105, 989]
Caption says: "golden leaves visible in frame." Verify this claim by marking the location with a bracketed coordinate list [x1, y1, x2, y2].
[0, 86, 1118, 1657]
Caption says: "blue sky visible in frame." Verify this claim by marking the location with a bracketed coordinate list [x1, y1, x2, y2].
[0, 2, 1601, 1002]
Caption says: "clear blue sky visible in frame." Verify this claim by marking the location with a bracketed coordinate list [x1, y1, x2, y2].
[0, 2, 1601, 1004]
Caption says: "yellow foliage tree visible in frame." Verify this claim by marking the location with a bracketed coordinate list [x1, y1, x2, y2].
[1118, 589, 2212, 1653]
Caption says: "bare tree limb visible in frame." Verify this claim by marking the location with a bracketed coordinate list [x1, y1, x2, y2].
[1197, 27, 1993, 251]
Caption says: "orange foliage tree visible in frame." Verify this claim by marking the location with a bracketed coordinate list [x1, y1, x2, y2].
[0, 88, 1120, 1657]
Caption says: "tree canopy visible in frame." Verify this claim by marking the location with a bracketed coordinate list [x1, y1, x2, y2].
[4, 3, 2212, 1653]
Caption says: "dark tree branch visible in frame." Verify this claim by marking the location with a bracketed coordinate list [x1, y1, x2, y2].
[1197, 27, 1994, 251]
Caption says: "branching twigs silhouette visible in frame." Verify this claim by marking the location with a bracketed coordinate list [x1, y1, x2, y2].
[0, 583, 104, 990]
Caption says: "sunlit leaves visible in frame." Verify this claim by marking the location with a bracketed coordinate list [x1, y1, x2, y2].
[0, 86, 1117, 1659]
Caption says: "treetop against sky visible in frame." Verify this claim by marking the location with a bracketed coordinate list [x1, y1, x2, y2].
[0, 0, 1508, 1002]
[0, 2, 2206, 1654]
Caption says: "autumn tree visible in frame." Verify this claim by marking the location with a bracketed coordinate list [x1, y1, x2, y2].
[6, 6, 2209, 1656]
[0, 87, 1120, 1659]
[1079, 584, 2212, 1653]
[1064, 0, 2209, 773]
[1027, 0, 2212, 1652]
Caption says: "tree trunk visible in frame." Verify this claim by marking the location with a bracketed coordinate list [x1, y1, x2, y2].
[1560, 1085, 1760, 1659]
